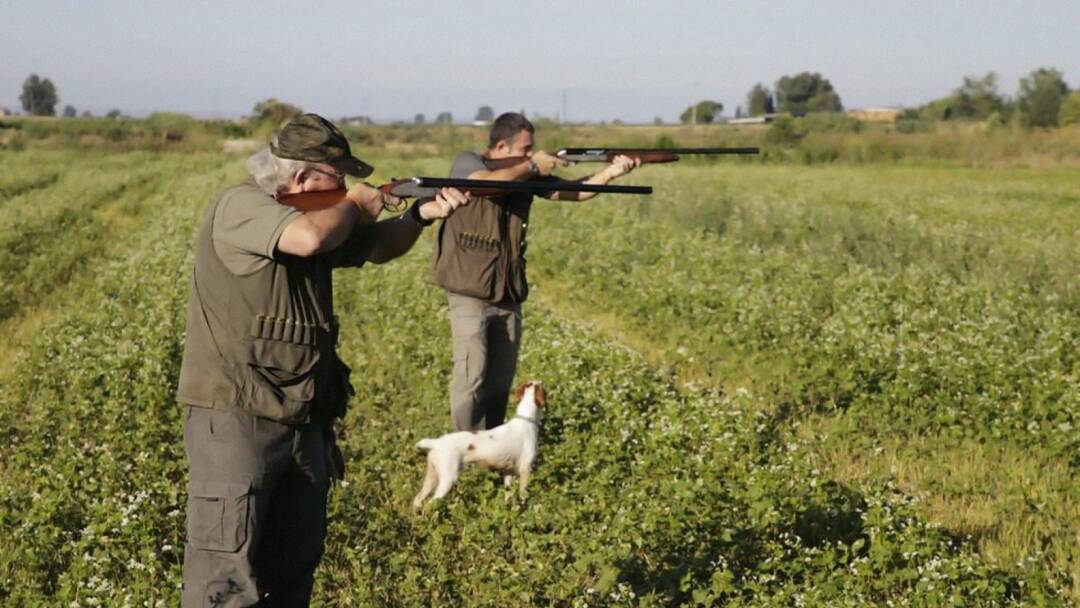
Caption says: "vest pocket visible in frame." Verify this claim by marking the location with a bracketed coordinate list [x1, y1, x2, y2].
[248, 338, 321, 411]
[435, 233, 500, 300]
[246, 316, 322, 421]
[187, 481, 250, 552]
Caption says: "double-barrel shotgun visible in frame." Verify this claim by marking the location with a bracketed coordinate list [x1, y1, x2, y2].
[278, 176, 652, 213]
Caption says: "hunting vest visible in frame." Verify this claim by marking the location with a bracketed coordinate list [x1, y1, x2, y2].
[430, 189, 532, 303]
[176, 184, 352, 424]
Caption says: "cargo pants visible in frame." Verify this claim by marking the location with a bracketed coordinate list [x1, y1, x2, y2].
[182, 406, 330, 607]
[447, 292, 522, 431]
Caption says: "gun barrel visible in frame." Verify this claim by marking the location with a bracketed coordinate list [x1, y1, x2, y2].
[404, 177, 652, 196]
[559, 147, 759, 156]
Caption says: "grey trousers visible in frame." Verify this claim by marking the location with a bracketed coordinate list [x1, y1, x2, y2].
[447, 292, 522, 431]
[182, 406, 330, 607]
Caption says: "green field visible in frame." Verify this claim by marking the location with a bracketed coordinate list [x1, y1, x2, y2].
[0, 146, 1076, 606]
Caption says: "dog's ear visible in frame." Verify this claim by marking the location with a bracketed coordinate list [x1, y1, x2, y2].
[534, 384, 547, 408]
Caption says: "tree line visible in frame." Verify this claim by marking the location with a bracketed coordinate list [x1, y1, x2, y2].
[13, 69, 1080, 129]
[681, 68, 1078, 128]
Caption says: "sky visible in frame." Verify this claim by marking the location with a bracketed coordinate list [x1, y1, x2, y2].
[2, 0, 1078, 123]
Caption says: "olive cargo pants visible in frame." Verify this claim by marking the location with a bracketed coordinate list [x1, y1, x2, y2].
[447, 292, 522, 431]
[182, 406, 330, 607]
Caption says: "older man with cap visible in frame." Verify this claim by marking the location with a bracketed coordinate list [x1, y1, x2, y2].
[177, 113, 469, 606]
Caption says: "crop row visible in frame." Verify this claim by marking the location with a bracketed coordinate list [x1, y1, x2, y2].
[0, 154, 1070, 605]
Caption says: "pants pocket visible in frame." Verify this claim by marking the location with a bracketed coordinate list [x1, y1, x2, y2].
[187, 481, 251, 553]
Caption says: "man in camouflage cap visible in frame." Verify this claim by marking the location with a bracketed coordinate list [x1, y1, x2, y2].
[178, 113, 469, 606]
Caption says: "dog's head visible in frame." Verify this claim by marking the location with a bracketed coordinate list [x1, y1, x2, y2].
[514, 380, 547, 408]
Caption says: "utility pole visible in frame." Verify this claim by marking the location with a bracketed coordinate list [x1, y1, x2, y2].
[561, 90, 567, 124]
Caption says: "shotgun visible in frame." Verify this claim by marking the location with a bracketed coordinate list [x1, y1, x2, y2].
[479, 147, 759, 171]
[557, 147, 759, 164]
[278, 177, 652, 213]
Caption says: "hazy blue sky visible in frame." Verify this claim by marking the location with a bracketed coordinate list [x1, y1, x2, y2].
[3, 1, 1078, 123]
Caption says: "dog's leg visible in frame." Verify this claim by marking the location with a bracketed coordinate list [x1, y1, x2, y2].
[413, 460, 439, 508]
[431, 456, 461, 500]
[516, 467, 531, 502]
[503, 474, 516, 503]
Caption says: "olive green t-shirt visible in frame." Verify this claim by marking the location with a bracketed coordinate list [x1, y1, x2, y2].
[212, 181, 301, 275]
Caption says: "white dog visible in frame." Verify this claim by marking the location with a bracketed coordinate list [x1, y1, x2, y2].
[413, 380, 547, 507]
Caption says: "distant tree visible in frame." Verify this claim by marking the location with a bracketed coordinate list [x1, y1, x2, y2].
[434, 112, 453, 125]
[1017, 67, 1069, 128]
[747, 83, 775, 116]
[774, 73, 841, 115]
[679, 100, 723, 124]
[1060, 92, 1080, 127]
[414, 113, 425, 125]
[953, 73, 1005, 119]
[252, 98, 302, 125]
[735, 106, 743, 118]
[81, 110, 93, 118]
[474, 105, 494, 122]
[653, 116, 664, 125]
[62, 105, 77, 118]
[20, 74, 59, 116]
[106, 109, 123, 119]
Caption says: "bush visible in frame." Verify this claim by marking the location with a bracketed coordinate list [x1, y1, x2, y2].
[895, 118, 933, 134]
[765, 116, 806, 147]
[1059, 92, 1080, 127]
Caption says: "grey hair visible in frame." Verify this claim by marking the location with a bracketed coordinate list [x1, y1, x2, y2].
[245, 144, 317, 196]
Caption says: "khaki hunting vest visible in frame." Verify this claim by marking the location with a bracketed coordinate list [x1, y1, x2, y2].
[176, 184, 351, 424]
[430, 191, 532, 303]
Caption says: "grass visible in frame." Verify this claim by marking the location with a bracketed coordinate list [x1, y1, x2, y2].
[528, 161, 1079, 600]
[0, 146, 1075, 604]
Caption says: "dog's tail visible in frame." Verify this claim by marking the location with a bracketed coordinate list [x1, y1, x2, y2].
[415, 438, 437, 451]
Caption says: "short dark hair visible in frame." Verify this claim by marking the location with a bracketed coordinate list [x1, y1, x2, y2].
[488, 112, 534, 149]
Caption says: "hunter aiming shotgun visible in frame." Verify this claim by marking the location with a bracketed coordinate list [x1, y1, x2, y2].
[279, 176, 653, 213]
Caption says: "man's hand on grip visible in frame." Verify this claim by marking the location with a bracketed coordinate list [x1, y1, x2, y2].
[345, 182, 395, 223]
[530, 151, 567, 176]
[419, 188, 471, 221]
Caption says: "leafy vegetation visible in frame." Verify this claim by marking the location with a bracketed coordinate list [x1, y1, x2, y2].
[0, 147, 1075, 605]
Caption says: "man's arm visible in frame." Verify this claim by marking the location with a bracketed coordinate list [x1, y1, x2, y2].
[465, 151, 566, 182]
[277, 183, 393, 256]
[549, 154, 641, 201]
[365, 189, 469, 263]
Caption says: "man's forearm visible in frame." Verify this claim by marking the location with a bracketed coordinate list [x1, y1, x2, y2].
[558, 167, 619, 201]
[279, 201, 361, 256]
[366, 213, 424, 263]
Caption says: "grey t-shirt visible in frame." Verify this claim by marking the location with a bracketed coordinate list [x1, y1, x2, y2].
[450, 151, 488, 180]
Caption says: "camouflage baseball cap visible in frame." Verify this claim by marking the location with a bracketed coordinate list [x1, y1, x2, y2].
[270, 113, 374, 178]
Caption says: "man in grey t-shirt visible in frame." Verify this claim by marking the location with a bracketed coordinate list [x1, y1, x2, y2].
[430, 112, 639, 431]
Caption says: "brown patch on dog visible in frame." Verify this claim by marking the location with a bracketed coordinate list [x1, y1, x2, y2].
[466, 444, 475, 451]
[534, 384, 547, 408]
[514, 380, 547, 407]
